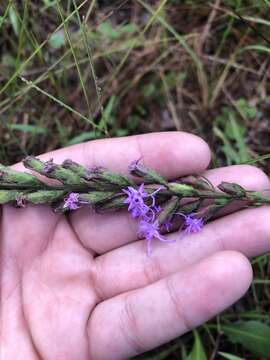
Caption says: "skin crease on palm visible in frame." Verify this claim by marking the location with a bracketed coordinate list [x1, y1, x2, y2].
[1, 132, 270, 360]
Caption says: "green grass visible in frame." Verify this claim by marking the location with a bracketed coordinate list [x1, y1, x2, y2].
[1, 1, 270, 358]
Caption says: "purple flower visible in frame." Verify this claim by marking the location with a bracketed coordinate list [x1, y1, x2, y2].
[178, 212, 204, 234]
[123, 183, 168, 255]
[43, 158, 54, 173]
[139, 219, 174, 256]
[63, 192, 80, 210]
[122, 183, 163, 220]
[122, 183, 150, 218]
[123, 183, 148, 202]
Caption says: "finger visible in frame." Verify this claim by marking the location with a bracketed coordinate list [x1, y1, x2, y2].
[13, 132, 210, 177]
[88, 251, 252, 359]
[79, 164, 269, 254]
[93, 166, 270, 299]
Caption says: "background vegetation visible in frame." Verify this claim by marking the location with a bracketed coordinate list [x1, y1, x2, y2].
[1, 0, 270, 358]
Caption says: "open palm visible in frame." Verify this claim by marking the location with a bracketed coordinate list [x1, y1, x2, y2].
[2, 132, 270, 360]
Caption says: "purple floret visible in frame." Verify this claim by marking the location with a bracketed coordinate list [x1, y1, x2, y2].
[122, 183, 163, 221]
[63, 192, 80, 210]
[178, 212, 204, 234]
[43, 158, 54, 173]
[123, 182, 172, 254]
[139, 219, 174, 256]
[122, 183, 150, 218]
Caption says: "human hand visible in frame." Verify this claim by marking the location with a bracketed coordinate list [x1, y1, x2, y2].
[2, 132, 270, 360]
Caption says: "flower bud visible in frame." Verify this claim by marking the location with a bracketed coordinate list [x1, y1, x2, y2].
[89, 167, 134, 188]
[129, 159, 168, 186]
[23, 157, 84, 186]
[0, 190, 20, 204]
[168, 182, 198, 196]
[62, 159, 90, 179]
[78, 191, 116, 205]
[25, 190, 66, 204]
[179, 175, 213, 190]
[218, 182, 246, 197]
[157, 196, 179, 225]
[0, 164, 43, 187]
[178, 199, 202, 214]
[95, 194, 126, 212]
[202, 198, 231, 221]
[43, 158, 56, 173]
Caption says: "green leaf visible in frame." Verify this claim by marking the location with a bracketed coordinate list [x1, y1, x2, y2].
[67, 132, 97, 146]
[0, 16, 5, 28]
[187, 331, 207, 360]
[225, 117, 245, 140]
[97, 22, 121, 39]
[42, 0, 54, 5]
[7, 124, 47, 134]
[8, 6, 19, 37]
[218, 352, 245, 360]
[101, 95, 116, 126]
[120, 38, 139, 50]
[97, 21, 136, 40]
[2, 54, 17, 68]
[235, 98, 257, 119]
[213, 126, 240, 165]
[222, 321, 270, 359]
[227, 114, 249, 162]
[143, 83, 156, 97]
[115, 129, 129, 137]
[49, 30, 66, 49]
[241, 44, 270, 55]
